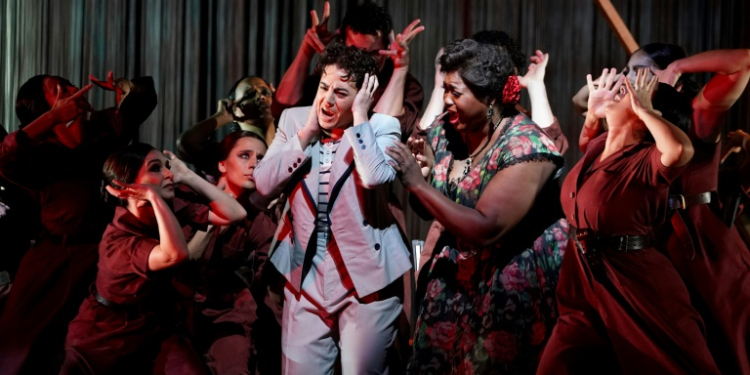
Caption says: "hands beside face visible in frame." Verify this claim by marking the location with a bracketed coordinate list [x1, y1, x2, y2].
[586, 68, 625, 119]
[625, 68, 659, 116]
[379, 19, 425, 70]
[215, 99, 235, 124]
[49, 83, 94, 124]
[163, 150, 192, 185]
[352, 73, 379, 124]
[303, 1, 338, 55]
[105, 181, 156, 208]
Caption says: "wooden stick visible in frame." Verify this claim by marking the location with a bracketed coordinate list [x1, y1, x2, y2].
[593, 0, 639, 54]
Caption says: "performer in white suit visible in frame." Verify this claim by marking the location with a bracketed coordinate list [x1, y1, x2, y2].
[254, 42, 411, 375]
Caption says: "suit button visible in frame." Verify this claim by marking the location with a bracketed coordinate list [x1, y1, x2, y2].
[297, 157, 302, 163]
[361, 145, 366, 150]
[374, 243, 380, 251]
[288, 167, 293, 173]
[293, 163, 298, 168]
[358, 139, 363, 144]
[356, 133, 361, 138]
[362, 219, 368, 226]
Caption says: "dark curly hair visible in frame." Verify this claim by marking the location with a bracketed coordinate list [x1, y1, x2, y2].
[315, 41, 378, 89]
[440, 39, 516, 105]
[471, 30, 526, 73]
[340, 1, 392, 48]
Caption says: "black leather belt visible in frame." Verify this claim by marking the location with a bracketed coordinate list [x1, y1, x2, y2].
[569, 226, 651, 253]
[668, 191, 712, 210]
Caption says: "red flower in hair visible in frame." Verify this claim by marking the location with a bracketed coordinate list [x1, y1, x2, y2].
[502, 75, 521, 105]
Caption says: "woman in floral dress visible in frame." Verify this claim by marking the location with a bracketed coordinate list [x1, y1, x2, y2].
[386, 39, 567, 374]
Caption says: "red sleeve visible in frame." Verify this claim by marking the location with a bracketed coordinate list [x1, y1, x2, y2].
[541, 117, 569, 155]
[247, 211, 277, 279]
[126, 236, 161, 278]
[648, 145, 687, 183]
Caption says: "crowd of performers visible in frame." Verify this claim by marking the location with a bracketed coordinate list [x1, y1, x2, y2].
[1, 2, 750, 374]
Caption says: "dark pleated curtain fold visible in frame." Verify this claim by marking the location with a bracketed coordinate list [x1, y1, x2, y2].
[2, 0, 749, 239]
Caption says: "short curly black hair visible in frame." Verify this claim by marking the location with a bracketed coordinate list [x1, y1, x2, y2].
[340, 1, 392, 48]
[471, 30, 526, 73]
[315, 41, 378, 89]
[440, 39, 515, 104]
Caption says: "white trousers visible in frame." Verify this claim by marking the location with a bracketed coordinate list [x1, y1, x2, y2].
[281, 248, 402, 375]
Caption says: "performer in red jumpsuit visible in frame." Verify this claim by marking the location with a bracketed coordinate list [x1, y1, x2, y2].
[0, 73, 156, 374]
[60, 144, 246, 374]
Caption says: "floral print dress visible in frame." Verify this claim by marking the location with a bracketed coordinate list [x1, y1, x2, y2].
[409, 114, 569, 375]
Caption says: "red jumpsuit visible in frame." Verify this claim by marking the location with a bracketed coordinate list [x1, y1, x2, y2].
[0, 77, 156, 375]
[60, 199, 208, 375]
[665, 138, 750, 374]
[188, 203, 279, 375]
[537, 133, 720, 375]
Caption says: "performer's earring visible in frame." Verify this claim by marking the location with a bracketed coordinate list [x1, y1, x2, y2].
[486, 105, 494, 119]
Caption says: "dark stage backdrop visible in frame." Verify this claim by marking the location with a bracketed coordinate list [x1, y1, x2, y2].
[2, 0, 749, 239]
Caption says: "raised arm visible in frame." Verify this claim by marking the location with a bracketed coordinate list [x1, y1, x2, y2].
[348, 74, 400, 188]
[373, 20, 424, 118]
[165, 151, 246, 225]
[176, 100, 234, 162]
[628, 70, 693, 167]
[273, 2, 337, 116]
[106, 183, 188, 271]
[662, 49, 750, 142]
[419, 48, 446, 130]
[519, 50, 554, 128]
[387, 140, 556, 247]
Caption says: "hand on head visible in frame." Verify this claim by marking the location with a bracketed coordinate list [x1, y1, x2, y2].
[352, 73, 379, 120]
[89, 71, 128, 105]
[105, 181, 155, 208]
[162, 150, 191, 185]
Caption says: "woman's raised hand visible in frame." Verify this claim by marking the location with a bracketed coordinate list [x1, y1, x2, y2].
[50, 84, 94, 124]
[303, 2, 338, 54]
[625, 68, 659, 116]
[519, 50, 550, 87]
[105, 181, 156, 208]
[163, 150, 192, 185]
[586, 68, 625, 119]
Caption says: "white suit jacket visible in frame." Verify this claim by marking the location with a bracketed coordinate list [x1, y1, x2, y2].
[255, 107, 412, 297]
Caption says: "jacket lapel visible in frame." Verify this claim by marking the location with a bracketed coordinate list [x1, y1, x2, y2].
[301, 140, 321, 208]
